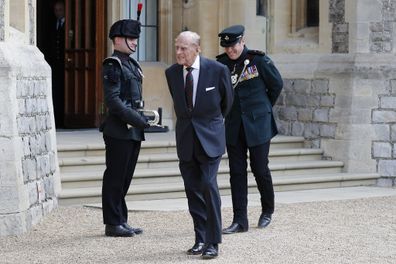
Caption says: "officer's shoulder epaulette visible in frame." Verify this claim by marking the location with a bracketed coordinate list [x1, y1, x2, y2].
[215, 52, 227, 60]
[103, 56, 122, 68]
[247, 50, 266, 56]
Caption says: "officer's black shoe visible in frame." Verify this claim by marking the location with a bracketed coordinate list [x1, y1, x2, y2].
[202, 244, 218, 259]
[122, 223, 143, 235]
[105, 224, 135, 237]
[257, 213, 272, 228]
[186, 242, 205, 255]
[222, 223, 248, 234]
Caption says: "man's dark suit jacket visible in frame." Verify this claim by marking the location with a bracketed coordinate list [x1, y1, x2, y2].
[165, 56, 233, 161]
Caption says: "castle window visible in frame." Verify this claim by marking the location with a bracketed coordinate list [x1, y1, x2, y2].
[292, 0, 319, 32]
[257, 0, 268, 17]
[10, 0, 25, 32]
[124, 0, 158, 61]
[307, 0, 319, 27]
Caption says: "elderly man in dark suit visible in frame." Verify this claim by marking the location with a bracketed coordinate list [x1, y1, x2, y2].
[165, 31, 233, 259]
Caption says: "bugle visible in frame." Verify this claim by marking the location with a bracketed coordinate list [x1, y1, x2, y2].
[138, 109, 161, 126]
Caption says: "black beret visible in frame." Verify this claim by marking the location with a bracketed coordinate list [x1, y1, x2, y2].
[109, 19, 141, 39]
[218, 25, 245, 47]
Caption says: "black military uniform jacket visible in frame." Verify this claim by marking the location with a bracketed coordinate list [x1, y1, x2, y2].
[217, 47, 283, 147]
[101, 50, 147, 141]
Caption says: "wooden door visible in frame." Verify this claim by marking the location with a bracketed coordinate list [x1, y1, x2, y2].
[64, 0, 106, 128]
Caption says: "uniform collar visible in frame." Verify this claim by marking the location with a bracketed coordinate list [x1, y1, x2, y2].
[113, 50, 131, 62]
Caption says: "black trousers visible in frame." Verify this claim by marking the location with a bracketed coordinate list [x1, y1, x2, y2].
[102, 135, 141, 225]
[226, 125, 274, 229]
[179, 131, 222, 244]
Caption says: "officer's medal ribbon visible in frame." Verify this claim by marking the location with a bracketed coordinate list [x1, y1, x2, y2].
[232, 59, 250, 89]
[240, 65, 259, 82]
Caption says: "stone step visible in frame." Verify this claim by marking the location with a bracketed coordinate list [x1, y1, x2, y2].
[57, 141, 178, 158]
[58, 172, 380, 206]
[59, 148, 324, 173]
[56, 134, 356, 206]
[60, 160, 344, 189]
[57, 135, 306, 158]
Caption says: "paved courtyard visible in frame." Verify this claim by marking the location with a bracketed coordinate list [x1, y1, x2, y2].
[0, 187, 395, 264]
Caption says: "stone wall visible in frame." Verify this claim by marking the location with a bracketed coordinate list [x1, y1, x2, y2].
[369, 0, 396, 53]
[273, 53, 396, 185]
[0, 42, 60, 236]
[372, 79, 396, 185]
[275, 78, 337, 150]
[0, 1, 5, 41]
[329, 0, 348, 53]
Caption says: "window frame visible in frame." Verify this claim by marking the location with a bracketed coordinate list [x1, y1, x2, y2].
[123, 0, 159, 62]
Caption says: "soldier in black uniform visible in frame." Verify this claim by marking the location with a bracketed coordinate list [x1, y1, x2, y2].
[100, 19, 150, 237]
[216, 25, 283, 234]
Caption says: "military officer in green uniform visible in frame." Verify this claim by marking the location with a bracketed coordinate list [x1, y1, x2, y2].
[216, 25, 283, 234]
[100, 19, 150, 237]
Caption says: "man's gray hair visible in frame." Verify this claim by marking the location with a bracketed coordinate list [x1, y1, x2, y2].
[176, 31, 201, 46]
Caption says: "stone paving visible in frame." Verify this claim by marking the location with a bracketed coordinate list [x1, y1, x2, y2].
[0, 187, 395, 264]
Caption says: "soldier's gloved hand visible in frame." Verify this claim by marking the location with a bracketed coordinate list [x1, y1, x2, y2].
[143, 115, 151, 128]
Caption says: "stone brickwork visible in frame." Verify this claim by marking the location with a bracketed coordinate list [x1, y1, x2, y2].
[274, 78, 337, 149]
[329, 0, 348, 53]
[273, 53, 396, 186]
[372, 79, 396, 186]
[17, 75, 58, 202]
[0, 1, 4, 41]
[369, 0, 396, 53]
[28, 0, 35, 45]
[0, 42, 60, 236]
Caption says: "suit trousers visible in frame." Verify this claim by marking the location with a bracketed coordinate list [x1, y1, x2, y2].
[102, 135, 141, 225]
[179, 130, 222, 244]
[226, 125, 274, 229]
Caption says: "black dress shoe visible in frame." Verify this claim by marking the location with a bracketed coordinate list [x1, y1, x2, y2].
[105, 224, 135, 237]
[186, 242, 205, 255]
[222, 223, 248, 234]
[122, 223, 143, 235]
[258, 213, 272, 228]
[202, 244, 218, 259]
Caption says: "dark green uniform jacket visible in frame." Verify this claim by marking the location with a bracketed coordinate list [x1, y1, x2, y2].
[101, 50, 148, 141]
[217, 47, 283, 147]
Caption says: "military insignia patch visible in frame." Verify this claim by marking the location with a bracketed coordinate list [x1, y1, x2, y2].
[231, 74, 238, 84]
[103, 68, 120, 83]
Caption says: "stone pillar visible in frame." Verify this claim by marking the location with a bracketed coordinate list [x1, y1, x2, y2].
[177, 0, 265, 58]
[0, 0, 60, 236]
[179, 0, 220, 58]
[223, 0, 267, 52]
